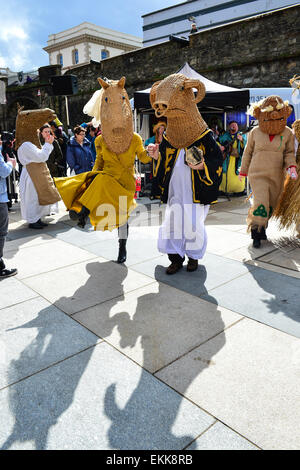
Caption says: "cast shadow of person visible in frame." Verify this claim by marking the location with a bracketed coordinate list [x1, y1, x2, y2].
[0, 260, 128, 450]
[103, 264, 226, 450]
[243, 260, 300, 326]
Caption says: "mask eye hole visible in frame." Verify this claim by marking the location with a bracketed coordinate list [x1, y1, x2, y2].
[105, 97, 108, 103]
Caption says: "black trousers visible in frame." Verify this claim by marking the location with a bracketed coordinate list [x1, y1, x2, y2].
[0, 202, 9, 262]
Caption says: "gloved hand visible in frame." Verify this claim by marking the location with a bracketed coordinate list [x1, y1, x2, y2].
[287, 166, 298, 180]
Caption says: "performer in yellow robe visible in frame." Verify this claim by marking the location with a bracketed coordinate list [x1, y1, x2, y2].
[55, 76, 152, 263]
[58, 133, 150, 231]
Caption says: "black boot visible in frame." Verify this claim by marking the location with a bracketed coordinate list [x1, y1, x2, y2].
[117, 239, 127, 264]
[37, 219, 48, 227]
[117, 223, 128, 263]
[78, 207, 90, 228]
[166, 254, 185, 275]
[251, 228, 261, 248]
[253, 238, 261, 248]
[29, 222, 44, 230]
[260, 227, 267, 240]
[69, 206, 90, 228]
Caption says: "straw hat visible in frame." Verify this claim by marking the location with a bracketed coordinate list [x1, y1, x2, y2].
[153, 121, 166, 133]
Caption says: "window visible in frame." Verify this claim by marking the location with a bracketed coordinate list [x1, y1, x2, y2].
[73, 49, 79, 65]
[57, 54, 63, 66]
[101, 50, 109, 60]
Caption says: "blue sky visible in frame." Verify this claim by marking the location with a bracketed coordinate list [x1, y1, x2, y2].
[0, 0, 183, 72]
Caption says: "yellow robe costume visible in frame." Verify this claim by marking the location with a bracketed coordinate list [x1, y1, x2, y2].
[219, 137, 245, 194]
[55, 133, 151, 231]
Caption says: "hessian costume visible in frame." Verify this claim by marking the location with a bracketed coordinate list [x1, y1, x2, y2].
[240, 95, 297, 247]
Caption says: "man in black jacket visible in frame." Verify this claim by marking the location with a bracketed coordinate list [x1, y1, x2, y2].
[147, 73, 223, 274]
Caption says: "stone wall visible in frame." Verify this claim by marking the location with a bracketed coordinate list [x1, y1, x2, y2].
[65, 5, 300, 127]
[1, 4, 299, 130]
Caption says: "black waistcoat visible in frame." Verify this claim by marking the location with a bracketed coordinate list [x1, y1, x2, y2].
[154, 129, 223, 205]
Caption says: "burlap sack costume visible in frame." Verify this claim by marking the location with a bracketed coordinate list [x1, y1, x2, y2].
[15, 106, 61, 205]
[273, 119, 300, 233]
[240, 96, 296, 232]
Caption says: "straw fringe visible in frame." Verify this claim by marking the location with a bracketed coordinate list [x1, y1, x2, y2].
[273, 118, 300, 230]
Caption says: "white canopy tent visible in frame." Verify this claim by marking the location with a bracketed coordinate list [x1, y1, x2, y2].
[133, 62, 249, 111]
[132, 62, 250, 140]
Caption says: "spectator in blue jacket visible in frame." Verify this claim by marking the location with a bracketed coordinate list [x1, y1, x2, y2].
[66, 126, 94, 175]
[85, 125, 97, 162]
[0, 134, 18, 279]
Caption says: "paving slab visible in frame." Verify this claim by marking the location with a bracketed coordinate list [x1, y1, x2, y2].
[205, 226, 251, 255]
[156, 318, 300, 450]
[3, 234, 56, 259]
[49, 225, 117, 248]
[82, 227, 163, 266]
[246, 259, 300, 279]
[205, 211, 246, 232]
[0, 342, 214, 450]
[7, 222, 70, 241]
[215, 199, 249, 215]
[11, 240, 97, 280]
[0, 278, 38, 310]
[23, 258, 156, 315]
[200, 264, 300, 338]
[130, 253, 257, 298]
[257, 247, 300, 272]
[186, 421, 259, 450]
[74, 282, 241, 373]
[0, 297, 101, 390]
[223, 243, 278, 263]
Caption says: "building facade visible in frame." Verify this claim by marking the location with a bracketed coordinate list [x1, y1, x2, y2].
[143, 0, 300, 46]
[44, 22, 142, 72]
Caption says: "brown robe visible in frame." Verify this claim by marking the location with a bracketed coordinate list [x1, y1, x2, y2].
[240, 126, 296, 229]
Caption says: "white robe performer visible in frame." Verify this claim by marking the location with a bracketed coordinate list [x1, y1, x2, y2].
[158, 149, 210, 259]
[18, 142, 59, 224]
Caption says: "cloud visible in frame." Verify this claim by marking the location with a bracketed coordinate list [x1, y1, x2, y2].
[0, 3, 42, 71]
[0, 26, 28, 42]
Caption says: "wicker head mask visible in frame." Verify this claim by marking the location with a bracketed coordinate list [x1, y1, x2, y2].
[15, 106, 56, 150]
[150, 73, 207, 148]
[84, 77, 133, 154]
[252, 96, 291, 135]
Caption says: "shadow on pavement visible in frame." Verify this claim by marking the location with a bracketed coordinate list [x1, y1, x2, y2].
[102, 265, 225, 450]
[0, 260, 127, 450]
[1, 257, 226, 450]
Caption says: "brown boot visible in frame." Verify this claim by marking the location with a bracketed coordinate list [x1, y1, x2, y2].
[166, 262, 183, 275]
[187, 258, 198, 272]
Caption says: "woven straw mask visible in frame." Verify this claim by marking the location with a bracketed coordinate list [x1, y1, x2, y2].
[15, 106, 56, 150]
[84, 77, 133, 155]
[150, 73, 207, 148]
[253, 96, 291, 135]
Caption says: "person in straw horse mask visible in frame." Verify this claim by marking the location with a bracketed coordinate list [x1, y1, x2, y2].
[55, 76, 154, 264]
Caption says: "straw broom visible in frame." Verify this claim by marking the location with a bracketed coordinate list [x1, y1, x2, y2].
[273, 120, 300, 230]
